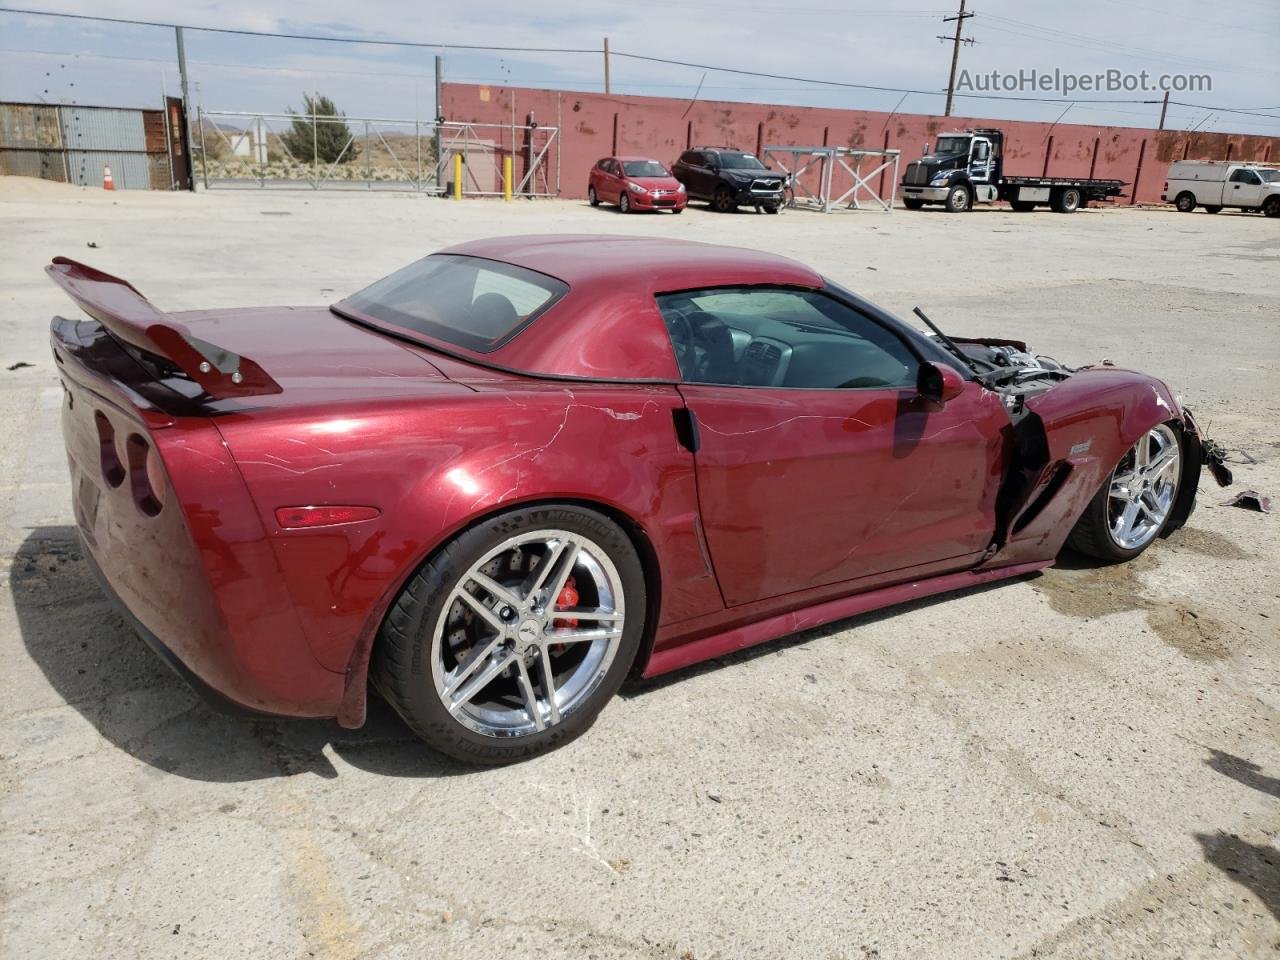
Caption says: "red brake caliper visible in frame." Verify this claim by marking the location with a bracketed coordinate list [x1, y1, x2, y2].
[550, 576, 578, 653]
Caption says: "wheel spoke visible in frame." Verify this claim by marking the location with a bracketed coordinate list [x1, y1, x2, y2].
[455, 588, 505, 633]
[521, 537, 573, 601]
[543, 541, 581, 609]
[447, 646, 512, 711]
[467, 570, 522, 611]
[514, 659, 546, 732]
[1148, 446, 1179, 479]
[1134, 437, 1151, 470]
[544, 625, 623, 645]
[1113, 499, 1141, 541]
[537, 645, 561, 726]
[553, 607, 623, 623]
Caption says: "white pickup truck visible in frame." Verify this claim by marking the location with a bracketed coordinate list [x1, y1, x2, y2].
[1163, 160, 1280, 217]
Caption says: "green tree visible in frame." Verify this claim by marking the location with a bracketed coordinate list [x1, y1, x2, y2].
[280, 94, 358, 165]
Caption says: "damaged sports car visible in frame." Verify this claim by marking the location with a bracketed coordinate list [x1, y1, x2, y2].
[47, 238, 1231, 763]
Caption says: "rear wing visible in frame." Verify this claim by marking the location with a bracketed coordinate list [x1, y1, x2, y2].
[46, 257, 281, 400]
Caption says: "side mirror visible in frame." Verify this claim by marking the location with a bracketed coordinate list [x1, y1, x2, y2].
[917, 361, 966, 406]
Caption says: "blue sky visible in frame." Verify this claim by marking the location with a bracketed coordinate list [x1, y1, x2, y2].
[1, 1, 1276, 136]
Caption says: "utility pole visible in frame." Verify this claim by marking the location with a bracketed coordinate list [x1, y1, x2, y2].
[940, 0, 975, 117]
[1156, 90, 1169, 131]
[174, 26, 194, 190]
[603, 37, 611, 95]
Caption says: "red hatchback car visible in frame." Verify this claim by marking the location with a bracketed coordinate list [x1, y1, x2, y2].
[588, 156, 686, 213]
[47, 238, 1227, 764]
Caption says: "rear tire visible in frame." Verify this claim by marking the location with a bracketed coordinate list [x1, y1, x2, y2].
[712, 187, 736, 213]
[1204, 205, 1222, 214]
[902, 198, 925, 210]
[1051, 187, 1082, 213]
[1175, 192, 1196, 213]
[588, 186, 599, 207]
[1010, 200, 1037, 212]
[372, 504, 647, 765]
[944, 185, 971, 213]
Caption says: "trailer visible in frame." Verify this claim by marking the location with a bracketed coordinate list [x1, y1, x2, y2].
[900, 128, 1125, 213]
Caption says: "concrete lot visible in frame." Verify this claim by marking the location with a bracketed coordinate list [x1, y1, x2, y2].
[1, 178, 1277, 960]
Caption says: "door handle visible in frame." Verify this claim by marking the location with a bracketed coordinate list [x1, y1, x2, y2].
[672, 408, 701, 453]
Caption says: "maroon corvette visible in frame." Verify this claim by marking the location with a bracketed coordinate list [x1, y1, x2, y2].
[47, 238, 1229, 763]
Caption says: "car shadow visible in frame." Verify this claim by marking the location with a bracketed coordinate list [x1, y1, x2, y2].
[11, 526, 475, 782]
[622, 574, 1033, 697]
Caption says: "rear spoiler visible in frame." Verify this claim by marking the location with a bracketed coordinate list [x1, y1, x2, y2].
[46, 257, 281, 399]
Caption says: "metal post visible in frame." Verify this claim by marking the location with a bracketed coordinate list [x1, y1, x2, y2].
[174, 26, 194, 190]
[1157, 90, 1170, 131]
[603, 37, 611, 94]
[197, 105, 208, 190]
[504, 156, 512, 201]
[453, 153, 462, 199]
[434, 55, 444, 194]
[312, 92, 318, 189]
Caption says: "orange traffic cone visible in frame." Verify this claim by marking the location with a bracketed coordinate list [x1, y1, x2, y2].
[102, 163, 115, 190]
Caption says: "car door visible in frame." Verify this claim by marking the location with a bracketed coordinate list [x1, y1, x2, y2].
[1228, 168, 1264, 207]
[969, 137, 993, 183]
[682, 152, 711, 198]
[657, 286, 1009, 608]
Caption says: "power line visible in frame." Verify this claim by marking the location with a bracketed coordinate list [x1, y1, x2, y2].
[2, 3, 1276, 124]
[0, 5, 599, 53]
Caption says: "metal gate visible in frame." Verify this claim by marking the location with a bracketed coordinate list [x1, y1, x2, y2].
[197, 109, 559, 196]
[763, 145, 900, 213]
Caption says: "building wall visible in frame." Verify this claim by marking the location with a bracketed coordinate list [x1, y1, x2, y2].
[441, 83, 1279, 205]
[0, 102, 175, 189]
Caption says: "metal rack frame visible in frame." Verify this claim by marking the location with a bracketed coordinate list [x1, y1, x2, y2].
[762, 145, 901, 213]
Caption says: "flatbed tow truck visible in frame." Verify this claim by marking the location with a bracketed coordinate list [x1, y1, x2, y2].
[900, 127, 1126, 213]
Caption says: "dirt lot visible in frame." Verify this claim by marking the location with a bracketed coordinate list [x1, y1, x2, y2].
[1, 177, 1277, 960]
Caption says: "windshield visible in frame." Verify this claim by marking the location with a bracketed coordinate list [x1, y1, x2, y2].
[622, 160, 668, 177]
[1258, 169, 1280, 183]
[335, 254, 568, 354]
[933, 136, 971, 156]
[717, 152, 765, 170]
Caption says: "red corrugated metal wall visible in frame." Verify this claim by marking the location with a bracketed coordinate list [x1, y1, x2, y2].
[441, 83, 1279, 204]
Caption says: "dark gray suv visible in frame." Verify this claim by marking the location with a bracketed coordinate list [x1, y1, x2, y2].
[672, 147, 787, 213]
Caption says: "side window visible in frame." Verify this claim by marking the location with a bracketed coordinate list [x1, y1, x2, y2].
[656, 287, 919, 389]
[1229, 168, 1259, 185]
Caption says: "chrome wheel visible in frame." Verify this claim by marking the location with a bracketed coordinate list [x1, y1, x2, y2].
[430, 530, 625, 738]
[1107, 424, 1180, 550]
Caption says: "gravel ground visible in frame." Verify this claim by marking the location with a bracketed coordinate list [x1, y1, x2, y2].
[1, 178, 1277, 960]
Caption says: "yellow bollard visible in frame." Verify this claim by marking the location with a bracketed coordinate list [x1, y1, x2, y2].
[453, 153, 462, 200]
[503, 156, 512, 202]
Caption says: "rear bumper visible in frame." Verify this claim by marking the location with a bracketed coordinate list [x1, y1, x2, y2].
[82, 543, 282, 719]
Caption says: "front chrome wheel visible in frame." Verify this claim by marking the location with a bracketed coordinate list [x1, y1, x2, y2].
[431, 530, 625, 739]
[1107, 423, 1180, 550]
